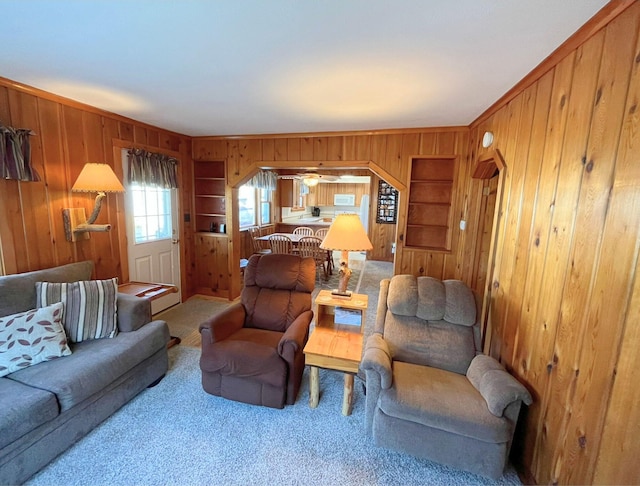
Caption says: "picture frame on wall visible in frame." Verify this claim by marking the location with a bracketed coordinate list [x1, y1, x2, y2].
[376, 180, 398, 224]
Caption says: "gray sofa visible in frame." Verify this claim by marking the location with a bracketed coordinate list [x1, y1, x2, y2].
[0, 261, 170, 485]
[362, 275, 531, 479]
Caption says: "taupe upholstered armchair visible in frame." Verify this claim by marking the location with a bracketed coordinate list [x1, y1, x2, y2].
[199, 253, 315, 408]
[361, 275, 532, 479]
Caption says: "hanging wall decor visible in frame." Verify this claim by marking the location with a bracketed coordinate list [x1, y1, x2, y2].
[376, 180, 398, 224]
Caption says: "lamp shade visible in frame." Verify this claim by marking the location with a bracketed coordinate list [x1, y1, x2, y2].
[320, 214, 373, 252]
[72, 163, 125, 193]
[302, 176, 319, 187]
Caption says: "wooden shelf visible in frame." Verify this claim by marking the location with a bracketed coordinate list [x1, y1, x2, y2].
[406, 157, 456, 251]
[194, 161, 226, 233]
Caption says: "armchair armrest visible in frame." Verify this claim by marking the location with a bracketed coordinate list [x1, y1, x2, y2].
[278, 310, 313, 362]
[117, 293, 151, 332]
[199, 303, 246, 345]
[361, 333, 393, 389]
[467, 355, 532, 417]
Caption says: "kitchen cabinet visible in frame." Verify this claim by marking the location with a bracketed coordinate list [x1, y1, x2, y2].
[279, 179, 304, 208]
[311, 183, 370, 207]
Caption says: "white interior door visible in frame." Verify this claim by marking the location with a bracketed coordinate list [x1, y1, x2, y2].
[122, 149, 181, 315]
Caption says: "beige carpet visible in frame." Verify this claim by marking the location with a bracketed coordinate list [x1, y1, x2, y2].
[155, 295, 231, 348]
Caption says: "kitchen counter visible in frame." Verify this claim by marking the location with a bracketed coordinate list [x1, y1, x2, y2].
[277, 220, 332, 232]
[295, 217, 334, 224]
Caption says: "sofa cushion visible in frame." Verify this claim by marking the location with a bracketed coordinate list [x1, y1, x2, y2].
[0, 378, 59, 450]
[467, 355, 533, 416]
[0, 302, 71, 377]
[6, 320, 168, 412]
[241, 254, 315, 332]
[199, 328, 286, 387]
[377, 361, 512, 443]
[383, 312, 476, 374]
[386, 275, 476, 326]
[36, 278, 118, 342]
[0, 261, 94, 317]
[443, 280, 477, 326]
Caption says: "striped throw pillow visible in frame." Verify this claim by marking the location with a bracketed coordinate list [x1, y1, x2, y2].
[36, 278, 118, 343]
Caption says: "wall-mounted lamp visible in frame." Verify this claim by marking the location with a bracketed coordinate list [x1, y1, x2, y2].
[62, 163, 125, 242]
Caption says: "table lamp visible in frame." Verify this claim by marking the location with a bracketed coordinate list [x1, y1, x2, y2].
[62, 163, 125, 241]
[319, 213, 373, 298]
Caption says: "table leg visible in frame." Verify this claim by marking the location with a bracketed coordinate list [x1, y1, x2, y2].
[342, 373, 354, 416]
[309, 366, 319, 408]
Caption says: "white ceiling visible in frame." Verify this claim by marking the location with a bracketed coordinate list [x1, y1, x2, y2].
[0, 1, 608, 137]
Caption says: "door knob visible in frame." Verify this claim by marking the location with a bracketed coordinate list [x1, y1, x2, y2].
[172, 238, 180, 244]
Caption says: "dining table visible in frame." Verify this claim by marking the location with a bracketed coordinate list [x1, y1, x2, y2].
[255, 233, 308, 243]
[256, 233, 333, 275]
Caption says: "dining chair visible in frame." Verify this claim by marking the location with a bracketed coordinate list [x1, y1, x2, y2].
[314, 228, 333, 275]
[292, 226, 314, 236]
[297, 236, 327, 281]
[248, 226, 271, 255]
[269, 234, 293, 254]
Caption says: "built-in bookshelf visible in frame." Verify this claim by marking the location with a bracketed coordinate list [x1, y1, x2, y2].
[194, 161, 226, 233]
[405, 157, 455, 251]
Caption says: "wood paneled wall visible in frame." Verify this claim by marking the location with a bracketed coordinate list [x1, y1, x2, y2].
[192, 128, 479, 298]
[368, 173, 396, 262]
[0, 78, 192, 287]
[2, 3, 637, 482]
[472, 3, 640, 483]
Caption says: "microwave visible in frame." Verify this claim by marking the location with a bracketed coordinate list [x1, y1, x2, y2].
[334, 194, 356, 206]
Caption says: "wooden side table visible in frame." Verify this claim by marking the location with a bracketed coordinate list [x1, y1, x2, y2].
[118, 281, 178, 301]
[303, 290, 368, 415]
[118, 281, 180, 348]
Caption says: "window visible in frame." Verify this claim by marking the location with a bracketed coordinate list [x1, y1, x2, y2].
[131, 183, 172, 243]
[260, 188, 272, 225]
[239, 184, 272, 228]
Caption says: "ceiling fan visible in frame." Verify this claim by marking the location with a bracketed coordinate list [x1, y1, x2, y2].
[279, 172, 339, 187]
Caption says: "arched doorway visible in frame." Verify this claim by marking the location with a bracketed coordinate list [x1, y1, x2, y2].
[227, 160, 406, 299]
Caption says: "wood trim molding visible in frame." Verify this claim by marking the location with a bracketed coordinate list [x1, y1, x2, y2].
[194, 125, 469, 141]
[473, 149, 506, 179]
[471, 0, 636, 128]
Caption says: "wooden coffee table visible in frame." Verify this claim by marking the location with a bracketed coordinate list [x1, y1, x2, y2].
[303, 291, 368, 415]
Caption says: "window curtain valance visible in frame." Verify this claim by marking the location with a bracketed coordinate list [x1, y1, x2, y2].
[246, 170, 277, 191]
[0, 123, 39, 182]
[127, 148, 178, 189]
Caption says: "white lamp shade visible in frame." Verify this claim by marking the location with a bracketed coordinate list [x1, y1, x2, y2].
[320, 214, 373, 251]
[72, 163, 125, 193]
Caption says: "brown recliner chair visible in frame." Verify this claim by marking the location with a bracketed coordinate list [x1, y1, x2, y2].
[199, 253, 315, 408]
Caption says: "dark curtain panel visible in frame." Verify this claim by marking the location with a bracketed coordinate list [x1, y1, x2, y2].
[127, 148, 178, 188]
[0, 124, 39, 182]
